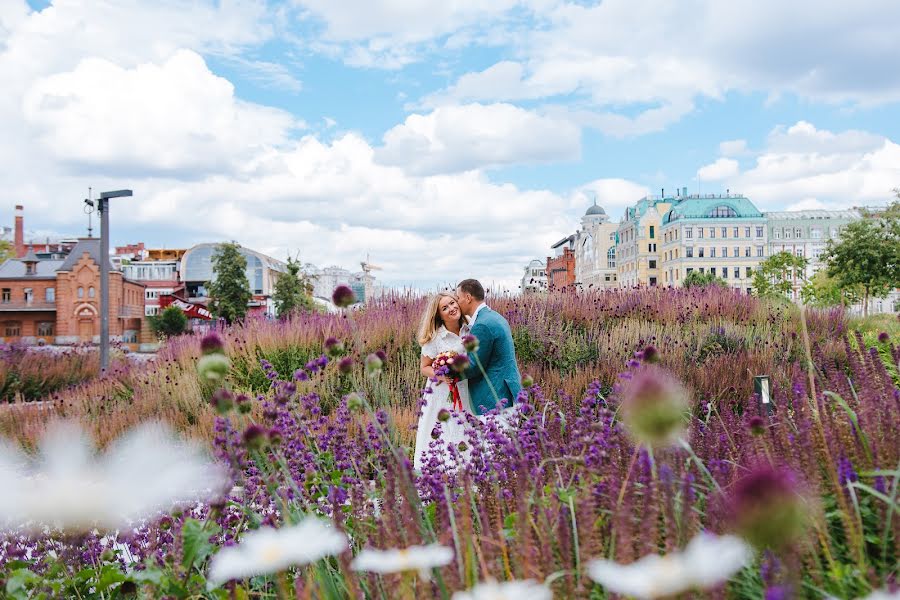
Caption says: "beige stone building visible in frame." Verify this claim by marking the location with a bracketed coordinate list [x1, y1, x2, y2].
[659, 195, 768, 291]
[574, 202, 619, 289]
[616, 195, 675, 287]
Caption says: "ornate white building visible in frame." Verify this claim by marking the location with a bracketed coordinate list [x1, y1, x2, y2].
[520, 259, 547, 294]
[574, 202, 619, 289]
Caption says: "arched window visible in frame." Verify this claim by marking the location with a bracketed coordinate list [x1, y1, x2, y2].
[77, 287, 84, 299]
[88, 287, 95, 298]
[707, 205, 738, 218]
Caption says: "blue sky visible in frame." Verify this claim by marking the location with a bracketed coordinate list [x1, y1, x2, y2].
[2, 0, 900, 289]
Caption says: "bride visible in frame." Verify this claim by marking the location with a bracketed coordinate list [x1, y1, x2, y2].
[414, 291, 473, 471]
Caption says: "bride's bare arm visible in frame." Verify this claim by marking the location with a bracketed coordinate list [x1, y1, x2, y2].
[420, 355, 436, 378]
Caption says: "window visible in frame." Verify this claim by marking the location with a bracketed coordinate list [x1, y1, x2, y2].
[795, 248, 803, 257]
[721, 227, 728, 238]
[722, 267, 728, 279]
[37, 322, 54, 337]
[795, 227, 803, 238]
[698, 228, 704, 239]
[785, 228, 793, 239]
[699, 248, 705, 258]
[649, 243, 657, 252]
[1, 289, 9, 303]
[649, 260, 657, 269]
[745, 246, 751, 257]
[710, 228, 716, 239]
[88, 287, 95, 298]
[649, 226, 655, 239]
[145, 306, 159, 316]
[710, 267, 717, 276]
[686, 247, 693, 258]
[24, 288, 32, 304]
[811, 228, 822, 240]
[699, 267, 705, 273]
[756, 226, 764, 238]
[4, 321, 21, 337]
[708, 205, 738, 218]
[607, 247, 616, 268]
[77, 287, 84, 299]
[710, 247, 717, 258]
[756, 247, 764, 257]
[649, 277, 657, 287]
[45, 287, 55, 302]
[733, 246, 740, 258]
[733, 227, 739, 238]
[686, 267, 694, 275]
[685, 227, 693, 239]
[734, 267, 740, 279]
[745, 227, 751, 237]
[774, 229, 782, 239]
[746, 267, 752, 278]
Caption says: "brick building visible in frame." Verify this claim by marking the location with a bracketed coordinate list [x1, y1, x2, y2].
[0, 238, 145, 344]
[547, 235, 576, 291]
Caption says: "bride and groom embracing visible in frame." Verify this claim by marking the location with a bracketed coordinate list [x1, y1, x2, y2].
[413, 279, 522, 470]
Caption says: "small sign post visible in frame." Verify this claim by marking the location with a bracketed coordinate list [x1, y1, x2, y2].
[754, 375, 773, 415]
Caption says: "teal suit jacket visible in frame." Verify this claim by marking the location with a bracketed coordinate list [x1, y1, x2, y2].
[463, 306, 522, 415]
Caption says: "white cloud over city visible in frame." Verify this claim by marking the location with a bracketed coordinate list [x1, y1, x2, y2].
[1, 0, 899, 289]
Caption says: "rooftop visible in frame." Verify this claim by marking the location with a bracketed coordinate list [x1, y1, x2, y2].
[764, 209, 861, 220]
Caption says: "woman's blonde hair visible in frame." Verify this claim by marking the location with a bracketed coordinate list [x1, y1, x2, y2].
[417, 291, 461, 346]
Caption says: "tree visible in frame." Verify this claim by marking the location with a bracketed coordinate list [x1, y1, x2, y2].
[800, 271, 861, 308]
[273, 257, 316, 317]
[0, 240, 14, 263]
[207, 242, 251, 324]
[682, 270, 727, 289]
[752, 251, 809, 298]
[149, 305, 189, 338]
[822, 207, 899, 317]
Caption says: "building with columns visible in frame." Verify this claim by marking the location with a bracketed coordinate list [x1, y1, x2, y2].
[660, 194, 768, 291]
[574, 202, 619, 289]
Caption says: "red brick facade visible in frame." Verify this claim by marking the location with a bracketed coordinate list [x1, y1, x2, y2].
[546, 247, 576, 291]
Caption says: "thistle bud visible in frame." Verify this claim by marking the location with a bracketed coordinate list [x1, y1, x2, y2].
[365, 353, 383, 377]
[462, 334, 479, 352]
[878, 331, 890, 343]
[235, 393, 251, 414]
[521, 374, 535, 388]
[210, 388, 234, 415]
[268, 427, 283, 446]
[457, 441, 468, 451]
[200, 332, 225, 355]
[619, 366, 689, 447]
[641, 345, 660, 364]
[450, 353, 470, 373]
[338, 356, 354, 374]
[375, 349, 387, 363]
[324, 336, 345, 357]
[198, 353, 230, 382]
[242, 424, 268, 450]
[437, 408, 450, 422]
[332, 285, 356, 308]
[748, 415, 766, 436]
[728, 465, 807, 550]
[346, 392, 364, 412]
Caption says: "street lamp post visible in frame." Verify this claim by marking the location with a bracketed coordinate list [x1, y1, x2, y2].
[97, 189, 132, 374]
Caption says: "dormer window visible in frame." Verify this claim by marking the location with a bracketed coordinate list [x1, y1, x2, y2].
[708, 205, 738, 218]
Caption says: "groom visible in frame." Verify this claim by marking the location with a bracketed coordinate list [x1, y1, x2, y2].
[456, 279, 522, 415]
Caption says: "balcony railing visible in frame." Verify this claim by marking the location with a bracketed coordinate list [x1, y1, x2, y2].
[0, 301, 56, 311]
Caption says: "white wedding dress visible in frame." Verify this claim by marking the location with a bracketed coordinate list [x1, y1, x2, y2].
[414, 325, 473, 471]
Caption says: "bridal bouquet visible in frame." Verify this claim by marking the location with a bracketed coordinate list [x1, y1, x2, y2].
[432, 350, 464, 411]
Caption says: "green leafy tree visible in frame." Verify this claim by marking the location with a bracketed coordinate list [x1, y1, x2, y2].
[0, 240, 14, 263]
[752, 251, 809, 298]
[800, 271, 861, 308]
[682, 270, 727, 288]
[207, 242, 251, 324]
[149, 305, 190, 338]
[822, 205, 899, 316]
[273, 258, 315, 317]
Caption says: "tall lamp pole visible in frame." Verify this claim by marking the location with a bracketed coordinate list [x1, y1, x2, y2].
[97, 189, 132, 374]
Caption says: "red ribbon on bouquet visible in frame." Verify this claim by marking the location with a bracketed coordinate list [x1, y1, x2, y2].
[448, 379, 463, 411]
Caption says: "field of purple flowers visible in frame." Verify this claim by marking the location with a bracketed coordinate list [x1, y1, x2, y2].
[0, 287, 897, 599]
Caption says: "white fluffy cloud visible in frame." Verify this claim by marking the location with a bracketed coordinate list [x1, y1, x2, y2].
[719, 139, 748, 157]
[715, 121, 900, 210]
[376, 103, 580, 174]
[23, 50, 299, 176]
[697, 158, 740, 182]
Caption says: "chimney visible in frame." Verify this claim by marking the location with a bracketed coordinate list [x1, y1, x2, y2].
[14, 205, 24, 258]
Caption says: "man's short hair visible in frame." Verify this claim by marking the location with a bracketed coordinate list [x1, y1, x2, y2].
[457, 278, 485, 301]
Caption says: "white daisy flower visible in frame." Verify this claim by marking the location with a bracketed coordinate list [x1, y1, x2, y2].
[452, 579, 552, 600]
[208, 518, 347, 585]
[587, 533, 752, 599]
[351, 543, 453, 578]
[0, 421, 228, 533]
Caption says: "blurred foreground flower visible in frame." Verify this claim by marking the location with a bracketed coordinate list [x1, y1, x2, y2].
[452, 579, 552, 600]
[620, 366, 690, 447]
[332, 285, 356, 308]
[208, 518, 347, 586]
[728, 465, 807, 550]
[587, 533, 753, 599]
[0, 421, 228, 533]
[351, 543, 453, 578]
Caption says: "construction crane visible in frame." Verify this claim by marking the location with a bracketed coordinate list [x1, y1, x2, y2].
[360, 255, 383, 275]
